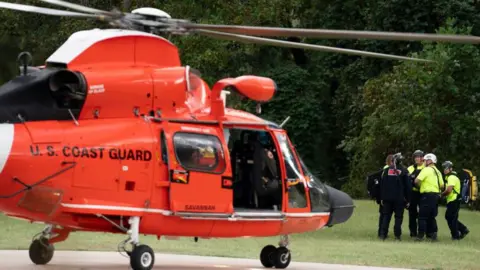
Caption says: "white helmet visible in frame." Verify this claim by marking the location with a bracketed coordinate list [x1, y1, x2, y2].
[424, 153, 437, 163]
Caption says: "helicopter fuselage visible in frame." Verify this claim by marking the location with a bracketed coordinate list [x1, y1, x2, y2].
[0, 114, 345, 238]
[0, 29, 354, 267]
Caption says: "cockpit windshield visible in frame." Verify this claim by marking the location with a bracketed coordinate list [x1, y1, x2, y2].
[275, 133, 304, 180]
[274, 132, 308, 208]
[294, 151, 331, 212]
[272, 130, 330, 212]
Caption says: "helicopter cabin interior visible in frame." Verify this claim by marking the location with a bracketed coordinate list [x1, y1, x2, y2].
[224, 127, 308, 212]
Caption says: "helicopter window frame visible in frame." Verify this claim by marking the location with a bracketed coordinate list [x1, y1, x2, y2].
[172, 131, 226, 174]
[274, 131, 309, 209]
[160, 129, 168, 165]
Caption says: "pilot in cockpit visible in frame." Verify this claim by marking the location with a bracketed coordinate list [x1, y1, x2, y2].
[253, 132, 281, 209]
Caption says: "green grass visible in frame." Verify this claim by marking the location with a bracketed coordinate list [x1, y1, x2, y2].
[1, 200, 479, 269]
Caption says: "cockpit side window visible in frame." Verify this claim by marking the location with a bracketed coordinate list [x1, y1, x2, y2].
[173, 132, 226, 174]
[293, 147, 331, 213]
[274, 132, 308, 209]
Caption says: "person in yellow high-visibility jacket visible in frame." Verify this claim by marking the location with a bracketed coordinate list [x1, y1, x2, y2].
[407, 150, 425, 238]
[441, 161, 470, 240]
[414, 153, 445, 241]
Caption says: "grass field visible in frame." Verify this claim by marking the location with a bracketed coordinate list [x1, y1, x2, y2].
[1, 200, 479, 270]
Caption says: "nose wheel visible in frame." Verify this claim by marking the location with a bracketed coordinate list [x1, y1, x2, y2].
[259, 235, 292, 269]
[260, 245, 291, 269]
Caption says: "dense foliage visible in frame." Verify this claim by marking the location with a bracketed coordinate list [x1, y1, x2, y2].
[1, 0, 480, 204]
[342, 20, 480, 197]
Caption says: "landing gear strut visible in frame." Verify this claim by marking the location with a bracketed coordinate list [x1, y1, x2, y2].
[260, 235, 291, 269]
[118, 217, 155, 270]
[29, 225, 55, 265]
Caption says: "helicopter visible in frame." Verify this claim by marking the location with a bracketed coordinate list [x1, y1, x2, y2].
[0, 1, 480, 270]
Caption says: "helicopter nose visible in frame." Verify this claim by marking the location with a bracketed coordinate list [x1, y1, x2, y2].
[324, 185, 355, 227]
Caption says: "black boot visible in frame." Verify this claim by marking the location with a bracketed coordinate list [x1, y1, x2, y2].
[415, 233, 425, 242]
[460, 229, 470, 239]
[429, 232, 438, 242]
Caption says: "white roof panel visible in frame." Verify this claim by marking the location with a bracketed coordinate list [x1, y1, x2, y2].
[46, 28, 173, 65]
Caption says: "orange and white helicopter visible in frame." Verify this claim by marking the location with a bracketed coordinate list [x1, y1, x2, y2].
[0, 1, 479, 269]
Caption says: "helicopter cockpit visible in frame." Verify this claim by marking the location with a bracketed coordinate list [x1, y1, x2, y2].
[275, 130, 354, 225]
[226, 125, 353, 226]
[229, 129, 282, 210]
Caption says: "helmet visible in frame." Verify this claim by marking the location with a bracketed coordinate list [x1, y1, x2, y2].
[393, 152, 403, 161]
[412, 150, 424, 157]
[423, 153, 437, 163]
[258, 131, 269, 146]
[442, 160, 453, 169]
[392, 153, 403, 165]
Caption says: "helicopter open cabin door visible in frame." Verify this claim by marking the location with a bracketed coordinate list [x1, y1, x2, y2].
[273, 130, 311, 214]
[164, 122, 233, 215]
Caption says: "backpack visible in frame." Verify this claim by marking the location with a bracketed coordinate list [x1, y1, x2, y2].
[455, 169, 478, 204]
[366, 169, 383, 201]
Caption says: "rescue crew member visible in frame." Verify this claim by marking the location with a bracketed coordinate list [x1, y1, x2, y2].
[253, 132, 280, 209]
[414, 153, 444, 241]
[378, 153, 411, 240]
[377, 155, 393, 238]
[407, 150, 425, 238]
[441, 161, 470, 240]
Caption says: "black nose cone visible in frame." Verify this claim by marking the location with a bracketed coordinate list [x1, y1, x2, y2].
[325, 185, 355, 227]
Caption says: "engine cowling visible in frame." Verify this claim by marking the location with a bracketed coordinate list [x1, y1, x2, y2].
[0, 68, 87, 123]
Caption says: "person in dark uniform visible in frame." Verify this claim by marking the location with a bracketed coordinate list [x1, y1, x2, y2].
[441, 161, 470, 240]
[407, 150, 425, 238]
[414, 153, 444, 241]
[252, 132, 281, 209]
[378, 153, 412, 240]
[377, 155, 393, 238]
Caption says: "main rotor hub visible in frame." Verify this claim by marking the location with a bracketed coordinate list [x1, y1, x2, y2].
[131, 7, 171, 19]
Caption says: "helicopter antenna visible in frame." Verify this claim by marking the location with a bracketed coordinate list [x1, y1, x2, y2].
[280, 116, 291, 128]
[17, 52, 32, 76]
[68, 109, 79, 126]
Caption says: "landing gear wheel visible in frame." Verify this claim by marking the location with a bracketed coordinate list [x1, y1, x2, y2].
[29, 238, 54, 265]
[273, 247, 291, 269]
[260, 245, 277, 268]
[130, 244, 155, 270]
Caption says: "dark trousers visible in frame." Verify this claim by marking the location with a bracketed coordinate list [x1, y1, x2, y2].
[379, 200, 404, 238]
[378, 204, 383, 237]
[408, 191, 420, 236]
[418, 193, 439, 238]
[445, 200, 468, 239]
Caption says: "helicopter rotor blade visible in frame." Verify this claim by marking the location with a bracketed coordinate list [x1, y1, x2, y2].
[187, 24, 480, 44]
[194, 29, 434, 63]
[36, 0, 114, 16]
[0, 1, 100, 18]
